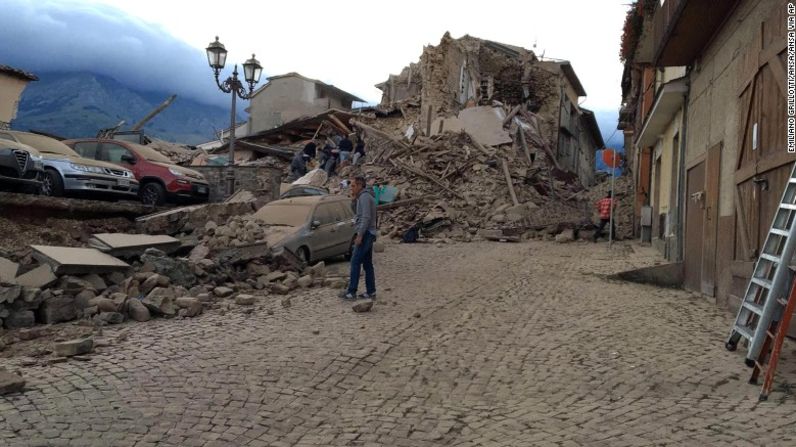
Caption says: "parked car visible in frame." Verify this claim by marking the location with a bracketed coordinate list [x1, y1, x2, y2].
[253, 195, 356, 264]
[0, 131, 138, 199]
[0, 139, 43, 192]
[279, 184, 329, 199]
[64, 138, 210, 205]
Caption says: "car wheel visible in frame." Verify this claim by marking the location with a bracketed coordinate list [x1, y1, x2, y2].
[140, 182, 166, 206]
[41, 169, 64, 197]
[297, 246, 311, 264]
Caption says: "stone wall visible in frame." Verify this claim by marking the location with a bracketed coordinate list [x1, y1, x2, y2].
[192, 166, 281, 203]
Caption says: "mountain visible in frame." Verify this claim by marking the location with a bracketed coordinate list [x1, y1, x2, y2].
[11, 72, 242, 145]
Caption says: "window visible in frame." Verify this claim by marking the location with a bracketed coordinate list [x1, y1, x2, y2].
[0, 133, 14, 141]
[313, 203, 337, 226]
[73, 142, 99, 159]
[101, 143, 134, 164]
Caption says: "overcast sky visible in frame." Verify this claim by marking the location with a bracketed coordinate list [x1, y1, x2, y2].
[1, 0, 629, 146]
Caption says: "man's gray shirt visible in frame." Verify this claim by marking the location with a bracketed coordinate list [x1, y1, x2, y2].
[355, 189, 378, 236]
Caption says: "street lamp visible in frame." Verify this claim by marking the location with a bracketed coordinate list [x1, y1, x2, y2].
[206, 36, 262, 196]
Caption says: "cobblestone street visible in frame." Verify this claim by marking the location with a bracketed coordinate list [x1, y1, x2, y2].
[3, 240, 796, 446]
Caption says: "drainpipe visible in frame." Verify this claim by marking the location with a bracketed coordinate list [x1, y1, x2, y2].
[674, 73, 691, 263]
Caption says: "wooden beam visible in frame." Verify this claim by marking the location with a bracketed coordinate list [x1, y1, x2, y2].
[735, 150, 796, 183]
[466, 134, 494, 157]
[351, 120, 411, 151]
[502, 104, 522, 127]
[425, 105, 433, 136]
[390, 159, 463, 199]
[767, 55, 787, 97]
[327, 114, 352, 135]
[736, 80, 756, 170]
[516, 127, 532, 165]
[734, 186, 752, 260]
[502, 158, 519, 206]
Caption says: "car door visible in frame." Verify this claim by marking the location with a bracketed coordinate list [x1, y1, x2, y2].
[308, 203, 338, 260]
[331, 201, 356, 255]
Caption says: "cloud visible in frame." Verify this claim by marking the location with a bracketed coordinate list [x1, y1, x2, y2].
[0, 0, 234, 108]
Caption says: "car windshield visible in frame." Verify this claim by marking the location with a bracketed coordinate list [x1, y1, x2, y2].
[14, 133, 79, 157]
[253, 204, 311, 227]
[128, 143, 173, 163]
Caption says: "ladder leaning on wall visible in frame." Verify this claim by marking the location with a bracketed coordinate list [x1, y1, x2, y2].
[726, 162, 796, 394]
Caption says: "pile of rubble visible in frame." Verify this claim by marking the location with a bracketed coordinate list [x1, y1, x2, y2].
[0, 226, 338, 354]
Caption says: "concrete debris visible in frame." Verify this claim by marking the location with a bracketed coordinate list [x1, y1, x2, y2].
[292, 169, 328, 187]
[14, 265, 58, 289]
[53, 337, 94, 357]
[88, 233, 181, 257]
[135, 201, 257, 236]
[234, 294, 257, 306]
[175, 297, 203, 317]
[352, 300, 374, 313]
[0, 257, 19, 284]
[0, 369, 25, 395]
[31, 245, 130, 275]
[555, 229, 575, 243]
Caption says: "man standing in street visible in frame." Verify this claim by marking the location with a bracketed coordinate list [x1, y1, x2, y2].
[593, 191, 617, 242]
[341, 176, 377, 300]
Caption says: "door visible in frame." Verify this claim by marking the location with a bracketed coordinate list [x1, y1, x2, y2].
[331, 201, 356, 255]
[735, 4, 792, 263]
[653, 156, 662, 239]
[308, 203, 340, 260]
[684, 162, 705, 292]
[702, 143, 722, 295]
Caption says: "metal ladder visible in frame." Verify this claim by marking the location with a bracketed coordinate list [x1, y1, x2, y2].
[726, 162, 796, 364]
[748, 268, 796, 400]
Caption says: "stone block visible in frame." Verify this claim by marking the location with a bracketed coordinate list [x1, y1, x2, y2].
[97, 312, 124, 325]
[235, 294, 256, 306]
[142, 287, 176, 316]
[297, 275, 313, 288]
[0, 369, 25, 395]
[127, 299, 151, 322]
[4, 311, 35, 329]
[213, 286, 234, 298]
[53, 337, 93, 357]
[0, 285, 22, 304]
[175, 297, 202, 317]
[37, 295, 78, 324]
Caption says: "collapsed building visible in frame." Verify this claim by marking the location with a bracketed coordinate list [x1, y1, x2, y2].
[376, 32, 604, 187]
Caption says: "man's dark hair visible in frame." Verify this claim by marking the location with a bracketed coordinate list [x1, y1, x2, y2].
[353, 176, 367, 188]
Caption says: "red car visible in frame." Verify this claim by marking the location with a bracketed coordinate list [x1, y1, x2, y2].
[64, 138, 210, 205]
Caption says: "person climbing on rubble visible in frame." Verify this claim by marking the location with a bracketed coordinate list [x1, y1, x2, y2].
[289, 147, 311, 181]
[341, 175, 378, 301]
[338, 134, 353, 165]
[320, 142, 339, 176]
[353, 137, 366, 166]
[593, 191, 618, 242]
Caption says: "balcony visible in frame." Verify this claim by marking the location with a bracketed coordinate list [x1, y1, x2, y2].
[653, 0, 740, 66]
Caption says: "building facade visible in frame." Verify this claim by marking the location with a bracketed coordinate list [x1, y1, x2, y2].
[247, 73, 363, 134]
[0, 65, 38, 130]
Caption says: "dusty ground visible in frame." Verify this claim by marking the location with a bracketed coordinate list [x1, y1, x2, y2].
[2, 240, 796, 446]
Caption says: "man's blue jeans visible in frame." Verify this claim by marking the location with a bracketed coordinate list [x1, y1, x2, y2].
[347, 232, 376, 295]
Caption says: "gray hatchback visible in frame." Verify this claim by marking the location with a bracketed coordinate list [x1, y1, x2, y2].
[253, 195, 356, 264]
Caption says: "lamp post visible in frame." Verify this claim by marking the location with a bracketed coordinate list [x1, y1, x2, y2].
[206, 36, 262, 196]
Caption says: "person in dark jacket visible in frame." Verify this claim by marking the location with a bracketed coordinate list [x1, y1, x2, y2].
[289, 150, 310, 180]
[341, 176, 377, 300]
[302, 141, 317, 159]
[338, 135, 353, 163]
[321, 143, 338, 175]
[353, 138, 366, 165]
